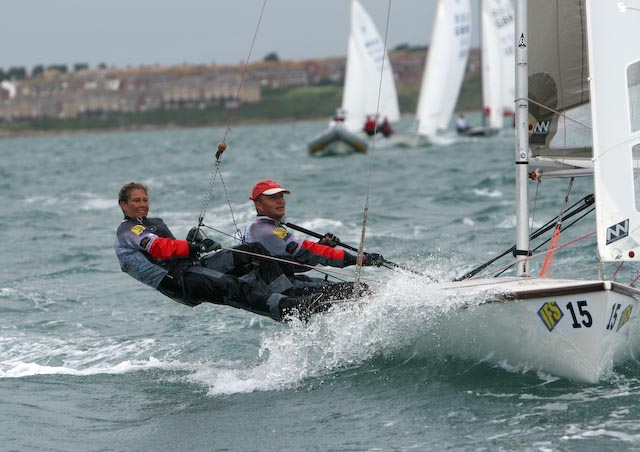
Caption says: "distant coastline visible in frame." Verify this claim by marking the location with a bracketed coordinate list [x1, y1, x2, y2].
[0, 51, 482, 137]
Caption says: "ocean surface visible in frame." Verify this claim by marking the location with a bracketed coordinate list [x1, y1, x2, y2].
[3, 116, 640, 451]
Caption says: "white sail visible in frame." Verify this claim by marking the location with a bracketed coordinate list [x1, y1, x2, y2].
[415, 0, 472, 138]
[341, 0, 400, 132]
[481, 0, 515, 129]
[587, 1, 640, 262]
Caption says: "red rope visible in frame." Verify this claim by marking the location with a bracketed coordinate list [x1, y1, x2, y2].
[539, 224, 562, 277]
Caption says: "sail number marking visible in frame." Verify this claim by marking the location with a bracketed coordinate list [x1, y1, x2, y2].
[607, 303, 633, 331]
[566, 300, 593, 329]
[537, 300, 594, 331]
[539, 300, 632, 332]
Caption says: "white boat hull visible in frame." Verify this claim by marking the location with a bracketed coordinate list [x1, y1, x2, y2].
[429, 277, 640, 382]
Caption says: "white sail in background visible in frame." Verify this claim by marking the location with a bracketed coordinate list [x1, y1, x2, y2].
[481, 0, 515, 129]
[415, 0, 472, 138]
[341, 0, 400, 132]
[587, 0, 640, 262]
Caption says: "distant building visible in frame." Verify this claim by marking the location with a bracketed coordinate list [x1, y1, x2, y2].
[0, 48, 479, 122]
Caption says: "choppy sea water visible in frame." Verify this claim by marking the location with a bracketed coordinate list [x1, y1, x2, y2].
[3, 117, 640, 451]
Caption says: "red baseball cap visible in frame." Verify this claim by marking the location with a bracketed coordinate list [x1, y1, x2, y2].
[249, 179, 290, 201]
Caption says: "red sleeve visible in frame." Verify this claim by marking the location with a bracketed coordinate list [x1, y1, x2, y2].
[301, 240, 345, 260]
[149, 238, 191, 259]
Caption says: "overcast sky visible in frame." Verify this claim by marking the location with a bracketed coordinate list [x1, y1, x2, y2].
[2, 0, 482, 70]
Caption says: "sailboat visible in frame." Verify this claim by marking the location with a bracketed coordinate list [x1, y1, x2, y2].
[307, 0, 400, 156]
[413, 0, 472, 145]
[420, 0, 640, 382]
[459, 0, 515, 137]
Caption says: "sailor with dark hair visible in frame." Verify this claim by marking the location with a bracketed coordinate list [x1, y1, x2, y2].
[114, 181, 326, 321]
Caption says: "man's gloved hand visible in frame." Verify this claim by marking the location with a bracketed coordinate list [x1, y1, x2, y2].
[199, 238, 221, 253]
[363, 252, 385, 267]
[186, 226, 206, 244]
[318, 233, 341, 248]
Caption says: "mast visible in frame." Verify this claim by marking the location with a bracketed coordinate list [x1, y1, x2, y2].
[480, 0, 486, 127]
[514, 0, 530, 276]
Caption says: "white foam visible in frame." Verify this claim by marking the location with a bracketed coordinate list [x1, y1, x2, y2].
[473, 188, 503, 198]
[80, 196, 114, 211]
[0, 335, 184, 379]
[192, 270, 479, 395]
[0, 357, 169, 378]
[24, 195, 66, 207]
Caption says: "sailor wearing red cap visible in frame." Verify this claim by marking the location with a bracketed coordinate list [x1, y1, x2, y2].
[243, 180, 384, 295]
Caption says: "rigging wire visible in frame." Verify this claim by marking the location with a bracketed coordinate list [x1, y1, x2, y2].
[196, 0, 268, 238]
[355, 0, 394, 286]
[489, 230, 596, 279]
[455, 194, 595, 281]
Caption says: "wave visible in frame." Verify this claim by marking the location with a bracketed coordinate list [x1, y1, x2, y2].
[0, 357, 170, 378]
[473, 188, 503, 198]
[0, 333, 188, 379]
[187, 271, 492, 396]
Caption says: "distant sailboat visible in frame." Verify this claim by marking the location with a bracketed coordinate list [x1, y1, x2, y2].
[462, 0, 515, 136]
[482, 0, 516, 129]
[341, 0, 400, 133]
[308, 0, 400, 156]
[414, 0, 472, 144]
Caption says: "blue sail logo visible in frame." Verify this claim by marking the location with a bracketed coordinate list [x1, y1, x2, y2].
[606, 219, 629, 245]
[532, 120, 550, 135]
